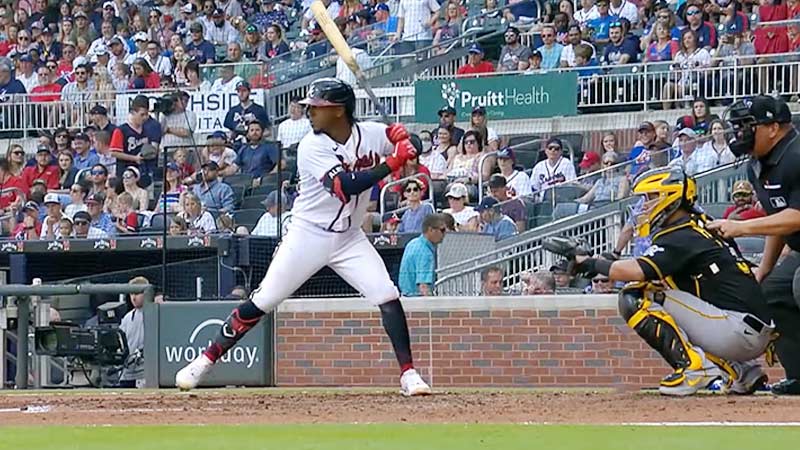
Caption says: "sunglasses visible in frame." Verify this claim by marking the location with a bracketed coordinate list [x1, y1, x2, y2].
[592, 278, 609, 283]
[610, 21, 622, 28]
[405, 187, 420, 193]
[91, 169, 106, 175]
[75, 71, 87, 75]
[687, 10, 701, 16]
[435, 226, 447, 233]
[12, 150, 25, 155]
[123, 173, 135, 179]
[19, 36, 30, 40]
[733, 192, 752, 198]
[46, 64, 57, 69]
[74, 220, 89, 226]
[541, 33, 554, 38]
[547, 145, 561, 150]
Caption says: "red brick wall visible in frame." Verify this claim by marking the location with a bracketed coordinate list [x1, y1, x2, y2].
[276, 308, 783, 388]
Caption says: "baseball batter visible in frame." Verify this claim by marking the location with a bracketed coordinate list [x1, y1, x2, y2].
[568, 167, 775, 396]
[176, 78, 431, 396]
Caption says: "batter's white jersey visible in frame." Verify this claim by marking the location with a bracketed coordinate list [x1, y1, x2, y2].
[292, 121, 394, 232]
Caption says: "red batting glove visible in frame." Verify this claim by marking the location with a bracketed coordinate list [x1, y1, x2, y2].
[385, 139, 417, 172]
[385, 123, 409, 144]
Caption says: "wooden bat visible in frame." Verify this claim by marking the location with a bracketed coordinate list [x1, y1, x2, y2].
[309, 0, 389, 123]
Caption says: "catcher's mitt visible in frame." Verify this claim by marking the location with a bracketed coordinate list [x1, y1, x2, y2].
[542, 236, 593, 276]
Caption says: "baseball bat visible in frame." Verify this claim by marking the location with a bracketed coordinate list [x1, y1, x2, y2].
[309, 0, 390, 123]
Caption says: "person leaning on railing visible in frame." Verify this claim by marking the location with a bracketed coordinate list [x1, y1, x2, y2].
[398, 213, 448, 297]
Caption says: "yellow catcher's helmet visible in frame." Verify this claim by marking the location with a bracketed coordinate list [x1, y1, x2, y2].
[631, 167, 696, 238]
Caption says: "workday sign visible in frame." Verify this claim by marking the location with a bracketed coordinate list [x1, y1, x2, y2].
[145, 302, 272, 387]
[415, 72, 577, 122]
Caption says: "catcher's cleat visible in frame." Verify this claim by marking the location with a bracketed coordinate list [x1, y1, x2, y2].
[727, 361, 768, 395]
[175, 354, 214, 391]
[400, 369, 431, 396]
[659, 365, 725, 396]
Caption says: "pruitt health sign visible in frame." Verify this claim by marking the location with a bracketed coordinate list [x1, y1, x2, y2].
[414, 72, 577, 122]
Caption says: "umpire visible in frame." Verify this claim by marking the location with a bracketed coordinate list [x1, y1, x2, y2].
[708, 95, 800, 395]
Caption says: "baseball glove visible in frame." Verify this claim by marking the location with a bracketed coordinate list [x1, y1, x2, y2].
[542, 236, 593, 276]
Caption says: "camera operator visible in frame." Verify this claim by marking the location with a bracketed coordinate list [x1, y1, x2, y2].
[708, 95, 800, 395]
[118, 276, 149, 388]
[223, 81, 270, 143]
[159, 91, 196, 151]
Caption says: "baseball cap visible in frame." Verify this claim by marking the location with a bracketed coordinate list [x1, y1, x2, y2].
[22, 201, 39, 212]
[408, 134, 423, 154]
[36, 144, 51, 153]
[445, 182, 469, 199]
[74, 11, 88, 19]
[550, 259, 570, 274]
[468, 43, 484, 54]
[637, 121, 655, 132]
[530, 49, 543, 59]
[677, 128, 697, 138]
[32, 178, 48, 188]
[438, 105, 456, 116]
[109, 36, 124, 46]
[488, 174, 508, 189]
[212, 7, 225, 17]
[181, 3, 197, 13]
[62, 40, 77, 48]
[73, 211, 92, 222]
[246, 24, 258, 33]
[236, 80, 251, 91]
[165, 161, 180, 172]
[190, 22, 204, 32]
[73, 132, 89, 141]
[261, 190, 287, 208]
[94, 44, 109, 55]
[90, 104, 108, 115]
[86, 192, 105, 204]
[732, 180, 754, 195]
[496, 146, 514, 160]
[747, 95, 792, 124]
[472, 106, 486, 115]
[20, 54, 32, 63]
[202, 160, 220, 170]
[103, 1, 116, 9]
[676, 115, 695, 130]
[505, 26, 520, 35]
[579, 151, 601, 169]
[134, 31, 149, 42]
[375, 3, 390, 12]
[44, 193, 60, 205]
[476, 196, 499, 212]
[208, 130, 228, 141]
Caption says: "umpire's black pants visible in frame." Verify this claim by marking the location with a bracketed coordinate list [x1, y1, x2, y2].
[762, 250, 800, 379]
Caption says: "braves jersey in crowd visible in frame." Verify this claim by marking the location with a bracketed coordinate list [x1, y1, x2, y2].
[504, 170, 533, 197]
[292, 122, 393, 232]
[110, 123, 148, 178]
[530, 157, 577, 195]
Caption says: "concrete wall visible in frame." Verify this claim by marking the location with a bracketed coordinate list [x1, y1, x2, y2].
[275, 296, 782, 388]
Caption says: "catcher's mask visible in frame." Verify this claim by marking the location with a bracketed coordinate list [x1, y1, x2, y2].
[630, 167, 696, 238]
[723, 95, 791, 157]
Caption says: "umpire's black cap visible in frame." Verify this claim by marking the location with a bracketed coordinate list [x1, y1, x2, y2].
[744, 95, 792, 125]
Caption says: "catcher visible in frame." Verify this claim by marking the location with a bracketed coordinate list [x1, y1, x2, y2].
[547, 167, 775, 396]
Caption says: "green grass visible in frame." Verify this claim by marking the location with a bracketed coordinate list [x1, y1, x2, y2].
[3, 424, 799, 450]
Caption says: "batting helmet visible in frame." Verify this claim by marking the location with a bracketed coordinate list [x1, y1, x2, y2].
[300, 78, 356, 117]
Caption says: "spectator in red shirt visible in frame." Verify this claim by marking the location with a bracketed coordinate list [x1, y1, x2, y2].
[114, 192, 141, 234]
[456, 43, 495, 77]
[754, 0, 789, 57]
[0, 159, 28, 212]
[723, 180, 767, 220]
[11, 201, 42, 241]
[129, 57, 161, 89]
[21, 145, 60, 190]
[29, 65, 62, 102]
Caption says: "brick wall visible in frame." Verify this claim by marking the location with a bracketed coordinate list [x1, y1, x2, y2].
[275, 297, 783, 388]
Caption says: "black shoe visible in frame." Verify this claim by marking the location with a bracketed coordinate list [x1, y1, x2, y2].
[771, 379, 800, 395]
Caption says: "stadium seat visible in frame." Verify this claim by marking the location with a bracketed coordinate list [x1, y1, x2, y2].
[224, 173, 254, 188]
[241, 195, 268, 210]
[431, 179, 449, 210]
[553, 202, 579, 220]
[701, 202, 730, 220]
[541, 185, 588, 203]
[552, 133, 584, 156]
[233, 209, 264, 228]
[734, 236, 766, 255]
[149, 212, 176, 231]
[231, 185, 247, 209]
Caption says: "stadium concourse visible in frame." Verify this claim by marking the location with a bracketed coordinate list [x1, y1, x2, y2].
[0, 0, 800, 395]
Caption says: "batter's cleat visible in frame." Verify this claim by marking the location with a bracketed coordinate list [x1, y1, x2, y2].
[658, 366, 725, 397]
[400, 369, 432, 396]
[728, 361, 768, 395]
[175, 354, 214, 391]
[771, 379, 800, 395]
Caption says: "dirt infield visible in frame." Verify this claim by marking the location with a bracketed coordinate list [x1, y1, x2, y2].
[2, 389, 800, 426]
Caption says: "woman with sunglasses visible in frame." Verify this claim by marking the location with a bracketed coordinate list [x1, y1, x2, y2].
[65, 182, 89, 218]
[6, 145, 26, 177]
[120, 166, 150, 212]
[446, 129, 484, 184]
[397, 179, 435, 234]
[155, 162, 187, 213]
[576, 153, 629, 208]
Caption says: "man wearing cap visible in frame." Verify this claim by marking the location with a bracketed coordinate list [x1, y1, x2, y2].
[431, 106, 464, 147]
[0, 59, 26, 136]
[252, 190, 289, 237]
[38, 26, 62, 61]
[70, 10, 97, 44]
[193, 160, 236, 213]
[224, 80, 270, 138]
[627, 121, 658, 178]
[708, 96, 800, 394]
[72, 132, 100, 170]
[88, 20, 117, 57]
[72, 210, 109, 239]
[498, 26, 531, 72]
[399, 214, 448, 296]
[40, 193, 65, 240]
[125, 32, 151, 65]
[186, 22, 216, 63]
[602, 21, 639, 66]
[495, 147, 532, 198]
[253, 0, 290, 32]
[110, 99, 151, 180]
[107, 36, 129, 69]
[12, 201, 43, 241]
[488, 174, 527, 232]
[21, 145, 59, 190]
[89, 104, 116, 134]
[16, 54, 38, 92]
[530, 138, 577, 197]
[204, 131, 239, 177]
[98, 2, 122, 32]
[550, 259, 573, 289]
[206, 8, 239, 46]
[578, 151, 602, 187]
[160, 91, 196, 150]
[668, 128, 717, 176]
[237, 120, 279, 179]
[723, 180, 766, 221]
[477, 197, 517, 241]
[456, 43, 495, 76]
[86, 192, 116, 236]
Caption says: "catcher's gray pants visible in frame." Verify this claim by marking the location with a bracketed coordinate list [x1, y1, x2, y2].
[655, 289, 774, 362]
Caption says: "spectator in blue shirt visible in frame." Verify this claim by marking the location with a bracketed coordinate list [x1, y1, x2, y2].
[398, 179, 435, 234]
[602, 21, 639, 65]
[398, 214, 448, 296]
[477, 197, 518, 241]
[627, 121, 657, 179]
[71, 132, 100, 171]
[237, 121, 278, 179]
[186, 22, 216, 63]
[86, 192, 116, 236]
[224, 81, 271, 140]
[537, 24, 564, 70]
[193, 161, 236, 212]
[586, 0, 614, 46]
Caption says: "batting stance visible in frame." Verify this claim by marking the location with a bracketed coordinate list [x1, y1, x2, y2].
[176, 78, 431, 396]
[553, 167, 775, 396]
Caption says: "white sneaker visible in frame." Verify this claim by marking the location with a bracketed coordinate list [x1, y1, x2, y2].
[728, 361, 768, 395]
[400, 369, 431, 396]
[175, 354, 214, 391]
[658, 365, 725, 397]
